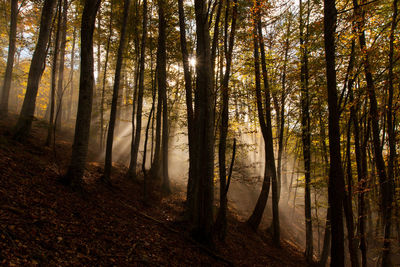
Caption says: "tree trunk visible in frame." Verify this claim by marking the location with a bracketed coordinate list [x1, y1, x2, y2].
[100, 3, 113, 151]
[157, 0, 170, 193]
[103, 0, 130, 183]
[128, 0, 147, 180]
[178, 0, 195, 220]
[0, 0, 18, 117]
[353, 0, 394, 263]
[215, 0, 238, 241]
[323, 0, 346, 265]
[191, 0, 215, 245]
[13, 0, 57, 141]
[56, 0, 68, 130]
[246, 4, 271, 231]
[256, 1, 279, 245]
[67, 24, 76, 122]
[46, 0, 62, 146]
[299, 0, 313, 259]
[61, 0, 101, 188]
[277, 14, 290, 192]
[343, 38, 360, 267]
[385, 0, 398, 264]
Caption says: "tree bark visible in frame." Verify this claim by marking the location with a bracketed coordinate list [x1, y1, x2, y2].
[215, 0, 238, 241]
[13, 0, 57, 141]
[256, 2, 279, 245]
[55, 0, 68, 130]
[100, 3, 113, 151]
[191, 0, 215, 245]
[299, 0, 313, 259]
[67, 22, 76, 122]
[46, 0, 62, 146]
[61, 0, 101, 188]
[157, 0, 170, 193]
[323, 0, 346, 265]
[103, 0, 130, 183]
[0, 0, 18, 117]
[178, 0, 195, 220]
[353, 0, 394, 263]
[128, 0, 147, 180]
[246, 4, 271, 231]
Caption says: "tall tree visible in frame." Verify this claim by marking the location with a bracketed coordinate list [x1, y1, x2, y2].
[61, 0, 101, 188]
[127, 0, 147, 180]
[246, 4, 271, 231]
[177, 0, 195, 220]
[247, 2, 280, 246]
[0, 0, 19, 117]
[257, 0, 280, 245]
[157, 0, 170, 193]
[215, 0, 238, 241]
[385, 0, 398, 264]
[103, 0, 130, 183]
[299, 0, 313, 260]
[46, 0, 62, 146]
[191, 0, 215, 245]
[323, 0, 346, 265]
[55, 0, 68, 130]
[13, 0, 57, 141]
[99, 1, 113, 151]
[352, 0, 395, 263]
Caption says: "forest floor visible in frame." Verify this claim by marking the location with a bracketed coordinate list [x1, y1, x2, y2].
[0, 114, 312, 266]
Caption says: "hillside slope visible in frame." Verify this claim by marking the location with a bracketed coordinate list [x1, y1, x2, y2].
[0, 115, 311, 266]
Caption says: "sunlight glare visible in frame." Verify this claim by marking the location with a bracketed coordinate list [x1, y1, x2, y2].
[189, 57, 196, 68]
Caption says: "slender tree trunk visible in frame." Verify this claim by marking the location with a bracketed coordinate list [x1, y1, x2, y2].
[353, 0, 394, 263]
[68, 25, 76, 122]
[215, 0, 238, 241]
[128, 0, 147, 180]
[56, 0, 68, 130]
[100, 3, 113, 151]
[319, 207, 331, 266]
[256, 1, 279, 245]
[103, 0, 130, 183]
[277, 15, 290, 192]
[299, 0, 313, 259]
[61, 0, 101, 188]
[386, 0, 398, 264]
[344, 117, 359, 267]
[178, 0, 195, 220]
[0, 0, 18, 117]
[246, 8, 270, 231]
[156, 0, 170, 193]
[13, 0, 57, 141]
[46, 0, 62, 146]
[323, 0, 346, 265]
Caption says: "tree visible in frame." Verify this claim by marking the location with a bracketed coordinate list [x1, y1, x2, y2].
[61, 0, 101, 188]
[247, 2, 280, 246]
[299, 0, 313, 260]
[215, 0, 238, 241]
[352, 0, 395, 263]
[191, 0, 215, 245]
[0, 0, 19, 117]
[13, 0, 57, 141]
[323, 0, 346, 265]
[127, 0, 147, 180]
[103, 0, 130, 183]
[55, 0, 68, 130]
[177, 0, 195, 220]
[46, 0, 62, 146]
[157, 0, 170, 193]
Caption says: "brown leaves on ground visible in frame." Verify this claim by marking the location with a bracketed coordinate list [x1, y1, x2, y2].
[0, 115, 310, 266]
